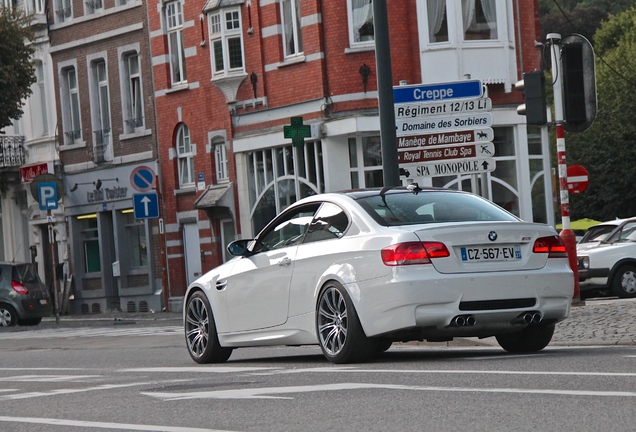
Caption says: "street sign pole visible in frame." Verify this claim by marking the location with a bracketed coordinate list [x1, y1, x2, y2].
[549, 32, 580, 302]
[48, 210, 60, 324]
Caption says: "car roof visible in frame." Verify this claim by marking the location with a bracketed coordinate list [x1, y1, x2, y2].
[334, 186, 466, 200]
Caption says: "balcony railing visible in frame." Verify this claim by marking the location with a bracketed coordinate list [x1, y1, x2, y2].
[55, 6, 72, 21]
[93, 128, 111, 164]
[125, 116, 144, 132]
[0, 135, 26, 168]
[64, 129, 81, 143]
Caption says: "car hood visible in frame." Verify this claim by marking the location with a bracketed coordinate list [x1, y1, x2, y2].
[577, 241, 636, 257]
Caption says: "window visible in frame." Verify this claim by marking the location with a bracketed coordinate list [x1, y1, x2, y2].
[348, 136, 383, 188]
[32, 61, 48, 137]
[280, 0, 302, 58]
[176, 124, 194, 187]
[124, 212, 148, 267]
[90, 59, 111, 161]
[461, 0, 497, 41]
[304, 203, 350, 243]
[166, 1, 187, 85]
[248, 142, 324, 234]
[55, 0, 72, 23]
[427, 0, 449, 43]
[123, 52, 144, 132]
[79, 217, 101, 273]
[85, 0, 103, 14]
[1, 0, 17, 10]
[61, 66, 82, 144]
[214, 141, 228, 182]
[209, 8, 245, 76]
[258, 204, 321, 251]
[348, 0, 374, 45]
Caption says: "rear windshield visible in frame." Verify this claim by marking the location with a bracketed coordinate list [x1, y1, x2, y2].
[355, 191, 519, 226]
[12, 264, 41, 283]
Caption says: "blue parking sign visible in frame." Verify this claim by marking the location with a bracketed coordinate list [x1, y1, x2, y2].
[38, 182, 59, 210]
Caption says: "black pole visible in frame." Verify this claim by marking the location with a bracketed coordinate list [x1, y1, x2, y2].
[373, 0, 400, 187]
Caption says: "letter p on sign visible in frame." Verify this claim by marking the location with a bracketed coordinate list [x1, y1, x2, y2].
[38, 182, 59, 210]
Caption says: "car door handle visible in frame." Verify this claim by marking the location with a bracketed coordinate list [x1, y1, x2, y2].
[278, 257, 292, 267]
[216, 279, 227, 291]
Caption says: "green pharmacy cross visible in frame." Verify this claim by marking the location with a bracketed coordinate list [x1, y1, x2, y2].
[283, 117, 311, 147]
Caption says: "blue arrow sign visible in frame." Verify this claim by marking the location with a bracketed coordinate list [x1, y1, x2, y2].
[38, 182, 59, 210]
[393, 80, 483, 104]
[133, 192, 159, 219]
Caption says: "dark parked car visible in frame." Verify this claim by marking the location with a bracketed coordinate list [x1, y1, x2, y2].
[0, 262, 53, 327]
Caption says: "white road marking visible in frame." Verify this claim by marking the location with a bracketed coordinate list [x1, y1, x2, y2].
[0, 326, 182, 340]
[120, 366, 279, 373]
[0, 416, 234, 432]
[0, 375, 101, 383]
[143, 382, 636, 401]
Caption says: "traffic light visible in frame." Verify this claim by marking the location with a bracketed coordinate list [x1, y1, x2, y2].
[562, 34, 597, 132]
[515, 70, 548, 126]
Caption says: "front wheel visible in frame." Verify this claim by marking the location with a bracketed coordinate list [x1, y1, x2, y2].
[185, 291, 233, 364]
[0, 304, 18, 327]
[316, 282, 373, 364]
[496, 323, 555, 353]
[612, 264, 636, 298]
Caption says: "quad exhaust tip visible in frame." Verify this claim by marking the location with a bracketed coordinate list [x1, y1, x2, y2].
[522, 312, 542, 324]
[451, 315, 476, 327]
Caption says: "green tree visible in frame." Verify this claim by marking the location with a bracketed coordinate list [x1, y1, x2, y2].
[566, 7, 636, 220]
[0, 7, 36, 130]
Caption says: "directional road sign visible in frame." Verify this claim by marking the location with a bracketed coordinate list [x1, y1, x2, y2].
[398, 142, 495, 164]
[38, 182, 59, 210]
[401, 158, 496, 178]
[133, 192, 159, 219]
[397, 128, 494, 149]
[396, 113, 492, 137]
[393, 80, 483, 104]
[395, 98, 492, 119]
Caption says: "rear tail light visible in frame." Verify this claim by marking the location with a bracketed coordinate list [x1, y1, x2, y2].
[533, 236, 568, 258]
[11, 280, 29, 295]
[381, 242, 450, 266]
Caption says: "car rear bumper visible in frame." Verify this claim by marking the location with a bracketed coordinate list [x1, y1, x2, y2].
[19, 299, 54, 319]
[351, 267, 573, 338]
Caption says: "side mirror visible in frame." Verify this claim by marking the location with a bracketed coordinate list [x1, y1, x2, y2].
[227, 239, 263, 256]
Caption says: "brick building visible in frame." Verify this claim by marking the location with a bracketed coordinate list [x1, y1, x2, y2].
[48, 0, 163, 314]
[148, 0, 554, 309]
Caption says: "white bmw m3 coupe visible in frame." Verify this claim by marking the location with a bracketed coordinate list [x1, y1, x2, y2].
[184, 186, 573, 364]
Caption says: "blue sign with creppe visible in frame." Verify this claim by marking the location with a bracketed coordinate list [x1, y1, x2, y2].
[133, 192, 159, 219]
[393, 80, 483, 104]
[38, 182, 59, 210]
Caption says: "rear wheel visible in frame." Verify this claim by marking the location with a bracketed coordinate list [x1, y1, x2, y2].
[496, 323, 555, 353]
[611, 264, 636, 298]
[316, 282, 373, 364]
[0, 304, 18, 327]
[185, 291, 233, 364]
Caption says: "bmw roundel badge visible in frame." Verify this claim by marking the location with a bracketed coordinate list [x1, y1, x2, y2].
[488, 231, 498, 241]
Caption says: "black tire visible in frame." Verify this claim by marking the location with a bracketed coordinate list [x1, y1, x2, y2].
[20, 317, 43, 326]
[611, 264, 636, 298]
[0, 304, 18, 327]
[373, 338, 393, 354]
[185, 291, 233, 364]
[316, 282, 373, 364]
[496, 323, 555, 353]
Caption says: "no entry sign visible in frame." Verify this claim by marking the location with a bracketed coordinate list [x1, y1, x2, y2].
[567, 164, 589, 194]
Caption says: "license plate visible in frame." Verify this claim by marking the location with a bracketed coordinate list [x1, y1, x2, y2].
[460, 245, 521, 262]
[39, 299, 48, 305]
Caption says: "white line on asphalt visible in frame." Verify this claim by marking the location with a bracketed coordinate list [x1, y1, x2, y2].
[0, 326, 182, 340]
[0, 375, 101, 382]
[119, 366, 279, 373]
[0, 416, 235, 432]
[142, 382, 636, 401]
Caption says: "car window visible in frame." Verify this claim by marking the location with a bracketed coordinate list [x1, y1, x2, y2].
[356, 191, 518, 226]
[304, 202, 349, 244]
[258, 203, 321, 251]
[616, 222, 636, 242]
[579, 224, 618, 243]
[13, 264, 40, 283]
